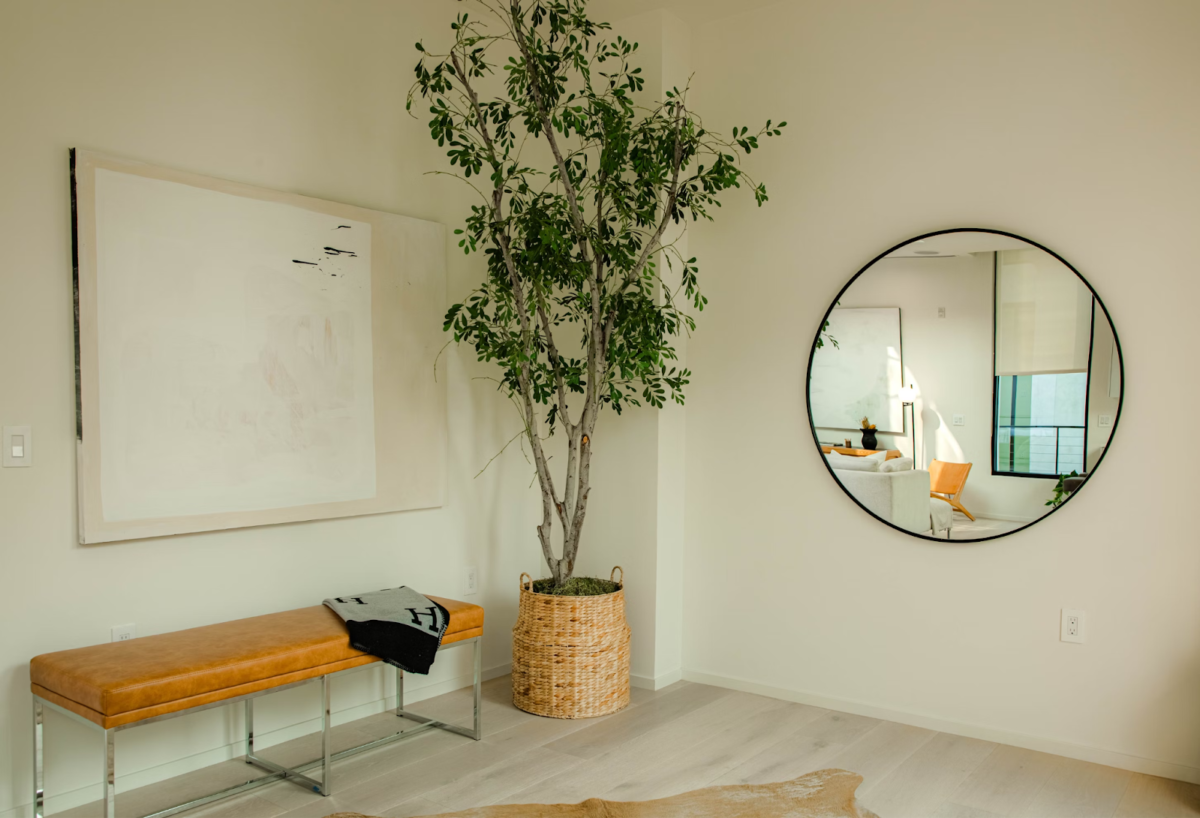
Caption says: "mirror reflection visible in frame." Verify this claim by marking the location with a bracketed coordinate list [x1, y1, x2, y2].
[808, 230, 1122, 541]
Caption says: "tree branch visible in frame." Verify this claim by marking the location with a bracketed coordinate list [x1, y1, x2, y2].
[419, 5, 784, 586]
[509, 1, 599, 269]
[452, 45, 568, 571]
[620, 100, 685, 299]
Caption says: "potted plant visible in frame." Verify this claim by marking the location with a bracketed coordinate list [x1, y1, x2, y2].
[411, 0, 784, 717]
[1046, 470, 1081, 507]
[860, 417, 878, 451]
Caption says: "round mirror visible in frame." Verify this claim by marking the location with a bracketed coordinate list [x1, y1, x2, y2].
[807, 229, 1123, 542]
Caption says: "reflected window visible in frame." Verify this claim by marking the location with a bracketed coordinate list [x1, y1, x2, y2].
[992, 248, 1093, 478]
[994, 373, 1086, 476]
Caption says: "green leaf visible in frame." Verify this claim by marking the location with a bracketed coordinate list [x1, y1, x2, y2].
[413, 0, 784, 581]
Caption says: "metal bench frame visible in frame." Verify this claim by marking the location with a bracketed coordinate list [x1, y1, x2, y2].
[33, 636, 482, 818]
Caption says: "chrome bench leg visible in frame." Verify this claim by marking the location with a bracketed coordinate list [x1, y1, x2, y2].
[241, 675, 331, 796]
[396, 665, 404, 714]
[320, 674, 331, 796]
[473, 637, 482, 740]
[244, 699, 254, 761]
[33, 699, 45, 818]
[103, 728, 116, 818]
[393, 637, 483, 741]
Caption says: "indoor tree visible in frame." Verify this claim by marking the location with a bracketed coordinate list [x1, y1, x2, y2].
[411, 0, 784, 588]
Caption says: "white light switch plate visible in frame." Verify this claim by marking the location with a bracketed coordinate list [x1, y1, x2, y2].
[952, 414, 965, 426]
[1098, 414, 1113, 428]
[3, 426, 32, 468]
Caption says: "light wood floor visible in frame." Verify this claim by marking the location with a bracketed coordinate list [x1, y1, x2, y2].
[948, 515, 1028, 540]
[57, 675, 1200, 818]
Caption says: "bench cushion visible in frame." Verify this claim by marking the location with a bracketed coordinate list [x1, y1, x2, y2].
[30, 596, 482, 729]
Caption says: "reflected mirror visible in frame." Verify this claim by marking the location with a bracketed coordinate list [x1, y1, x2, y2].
[807, 229, 1123, 542]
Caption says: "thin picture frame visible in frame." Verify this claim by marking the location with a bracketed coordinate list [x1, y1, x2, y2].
[72, 149, 448, 544]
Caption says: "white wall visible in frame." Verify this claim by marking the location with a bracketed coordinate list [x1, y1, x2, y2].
[684, 0, 1200, 783]
[820, 253, 1059, 522]
[0, 2, 671, 815]
[572, 9, 691, 691]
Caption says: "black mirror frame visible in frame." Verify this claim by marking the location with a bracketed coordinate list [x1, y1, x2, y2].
[805, 228, 1125, 543]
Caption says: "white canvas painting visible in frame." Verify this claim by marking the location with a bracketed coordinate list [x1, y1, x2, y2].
[94, 169, 377, 521]
[810, 307, 904, 435]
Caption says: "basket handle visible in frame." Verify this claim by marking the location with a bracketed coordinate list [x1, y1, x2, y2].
[610, 566, 624, 586]
[520, 572, 533, 592]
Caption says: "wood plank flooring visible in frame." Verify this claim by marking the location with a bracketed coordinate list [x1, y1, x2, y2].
[55, 676, 1200, 818]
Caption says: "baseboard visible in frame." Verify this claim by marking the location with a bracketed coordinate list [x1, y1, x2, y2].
[2, 661, 512, 818]
[682, 669, 1200, 786]
[631, 668, 683, 691]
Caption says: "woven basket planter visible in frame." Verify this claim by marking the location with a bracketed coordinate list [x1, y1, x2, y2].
[511, 567, 631, 719]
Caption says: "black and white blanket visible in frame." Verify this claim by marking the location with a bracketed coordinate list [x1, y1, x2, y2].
[324, 587, 449, 675]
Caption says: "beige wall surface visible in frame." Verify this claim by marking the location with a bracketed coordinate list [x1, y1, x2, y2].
[0, 2, 673, 815]
[684, 0, 1200, 782]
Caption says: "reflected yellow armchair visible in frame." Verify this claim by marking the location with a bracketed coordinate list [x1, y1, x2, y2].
[929, 460, 975, 521]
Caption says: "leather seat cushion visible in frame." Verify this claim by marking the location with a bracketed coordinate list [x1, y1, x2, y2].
[30, 595, 483, 725]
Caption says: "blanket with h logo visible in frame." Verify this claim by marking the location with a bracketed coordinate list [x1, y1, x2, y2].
[324, 587, 449, 675]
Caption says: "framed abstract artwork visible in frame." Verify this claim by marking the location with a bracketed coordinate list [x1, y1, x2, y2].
[808, 307, 904, 435]
[72, 150, 447, 543]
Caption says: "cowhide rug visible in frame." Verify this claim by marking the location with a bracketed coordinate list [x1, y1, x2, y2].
[326, 768, 878, 817]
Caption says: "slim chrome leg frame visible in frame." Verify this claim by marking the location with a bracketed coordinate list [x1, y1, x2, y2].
[472, 638, 482, 740]
[242, 684, 328, 796]
[242, 675, 328, 796]
[33, 692, 327, 818]
[31, 636, 482, 818]
[320, 674, 331, 795]
[395, 636, 484, 741]
[102, 730, 116, 818]
[244, 699, 254, 761]
[396, 664, 404, 714]
[33, 699, 44, 818]
[274, 638, 484, 779]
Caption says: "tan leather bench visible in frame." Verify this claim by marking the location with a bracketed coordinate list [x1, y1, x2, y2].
[30, 596, 484, 818]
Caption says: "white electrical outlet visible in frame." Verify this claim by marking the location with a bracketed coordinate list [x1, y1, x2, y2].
[463, 567, 478, 596]
[1060, 609, 1085, 644]
[952, 414, 965, 426]
[1098, 414, 1113, 428]
[112, 624, 136, 642]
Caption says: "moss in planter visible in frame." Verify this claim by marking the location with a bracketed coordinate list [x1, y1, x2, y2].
[531, 577, 620, 596]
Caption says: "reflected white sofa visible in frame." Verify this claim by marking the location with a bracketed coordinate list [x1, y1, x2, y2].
[835, 468, 933, 534]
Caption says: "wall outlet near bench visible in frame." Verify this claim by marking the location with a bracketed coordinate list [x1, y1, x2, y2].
[463, 567, 478, 596]
[1060, 609, 1085, 644]
[112, 624, 136, 642]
